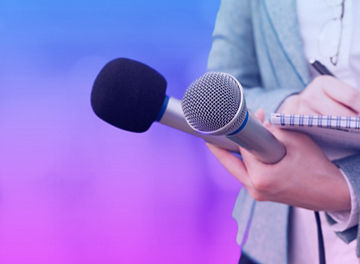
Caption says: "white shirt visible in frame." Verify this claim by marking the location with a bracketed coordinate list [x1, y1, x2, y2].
[291, 0, 360, 263]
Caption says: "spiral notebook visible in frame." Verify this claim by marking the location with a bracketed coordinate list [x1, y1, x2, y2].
[270, 113, 360, 160]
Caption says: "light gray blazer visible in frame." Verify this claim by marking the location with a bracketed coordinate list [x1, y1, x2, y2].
[208, 0, 360, 263]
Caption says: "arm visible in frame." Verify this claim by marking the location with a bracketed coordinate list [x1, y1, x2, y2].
[278, 76, 360, 243]
[326, 171, 359, 232]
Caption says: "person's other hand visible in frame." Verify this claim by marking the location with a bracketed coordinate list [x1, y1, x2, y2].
[279, 76, 360, 116]
[206, 109, 350, 211]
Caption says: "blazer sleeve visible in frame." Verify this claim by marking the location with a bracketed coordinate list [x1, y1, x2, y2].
[207, 0, 296, 117]
[332, 156, 360, 248]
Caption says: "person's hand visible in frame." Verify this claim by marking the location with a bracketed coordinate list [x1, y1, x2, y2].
[279, 76, 360, 116]
[207, 109, 350, 211]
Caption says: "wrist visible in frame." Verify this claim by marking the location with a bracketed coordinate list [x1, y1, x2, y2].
[326, 169, 358, 231]
[318, 164, 351, 211]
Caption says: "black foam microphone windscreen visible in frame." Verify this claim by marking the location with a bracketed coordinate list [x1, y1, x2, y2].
[91, 58, 167, 132]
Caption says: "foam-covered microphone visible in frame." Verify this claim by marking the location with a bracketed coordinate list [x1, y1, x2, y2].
[181, 72, 286, 164]
[90, 58, 239, 152]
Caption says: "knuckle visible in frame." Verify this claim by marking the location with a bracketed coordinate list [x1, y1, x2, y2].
[252, 176, 272, 193]
[249, 190, 266, 202]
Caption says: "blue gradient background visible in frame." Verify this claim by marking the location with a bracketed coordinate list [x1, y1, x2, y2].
[0, 0, 242, 263]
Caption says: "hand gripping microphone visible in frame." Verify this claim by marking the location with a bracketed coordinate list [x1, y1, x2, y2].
[90, 58, 239, 152]
[181, 72, 286, 164]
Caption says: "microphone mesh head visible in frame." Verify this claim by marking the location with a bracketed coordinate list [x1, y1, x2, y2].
[182, 72, 246, 134]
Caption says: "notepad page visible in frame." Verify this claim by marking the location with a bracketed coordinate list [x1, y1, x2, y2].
[270, 113, 360, 160]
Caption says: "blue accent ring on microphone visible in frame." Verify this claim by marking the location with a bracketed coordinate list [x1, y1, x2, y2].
[156, 95, 170, 121]
[228, 110, 249, 136]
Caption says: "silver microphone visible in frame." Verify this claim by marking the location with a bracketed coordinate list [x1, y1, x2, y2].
[181, 72, 286, 164]
[157, 96, 240, 152]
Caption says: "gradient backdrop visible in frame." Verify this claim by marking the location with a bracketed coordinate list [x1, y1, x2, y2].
[0, 0, 242, 263]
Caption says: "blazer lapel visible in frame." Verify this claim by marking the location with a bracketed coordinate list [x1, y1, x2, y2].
[262, 0, 310, 85]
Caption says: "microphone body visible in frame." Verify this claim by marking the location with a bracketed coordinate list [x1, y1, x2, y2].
[158, 96, 239, 152]
[182, 72, 286, 164]
[226, 113, 285, 163]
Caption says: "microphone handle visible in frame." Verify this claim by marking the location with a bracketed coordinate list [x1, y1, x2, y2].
[159, 97, 240, 153]
[227, 114, 286, 163]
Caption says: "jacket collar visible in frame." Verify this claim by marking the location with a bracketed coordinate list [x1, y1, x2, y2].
[262, 0, 310, 86]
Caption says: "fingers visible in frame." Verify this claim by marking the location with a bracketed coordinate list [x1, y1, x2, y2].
[318, 76, 360, 114]
[237, 145, 259, 172]
[281, 76, 360, 116]
[307, 92, 357, 116]
[206, 143, 250, 185]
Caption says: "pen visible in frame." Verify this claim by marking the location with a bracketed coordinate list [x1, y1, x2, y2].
[310, 59, 335, 77]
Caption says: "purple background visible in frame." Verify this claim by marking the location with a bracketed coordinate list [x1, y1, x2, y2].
[0, 0, 242, 263]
